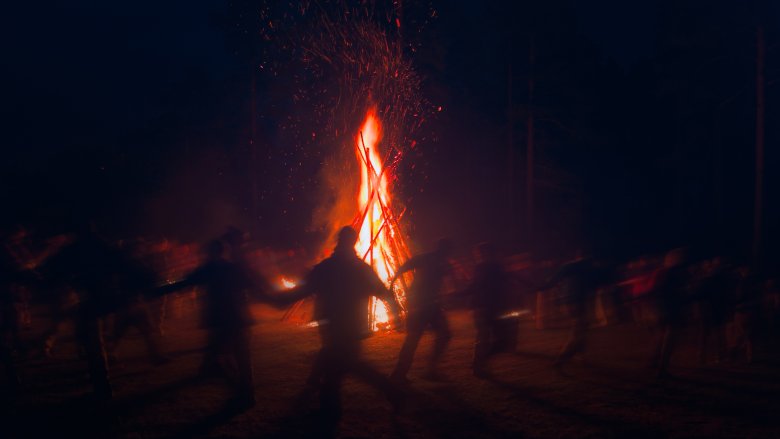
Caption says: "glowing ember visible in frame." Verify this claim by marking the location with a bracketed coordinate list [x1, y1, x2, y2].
[279, 277, 297, 289]
[353, 107, 410, 331]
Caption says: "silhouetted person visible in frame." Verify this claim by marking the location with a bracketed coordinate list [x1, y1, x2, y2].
[693, 257, 735, 364]
[468, 242, 511, 377]
[281, 226, 402, 433]
[390, 238, 453, 382]
[651, 248, 689, 377]
[39, 226, 133, 401]
[158, 239, 267, 409]
[542, 255, 608, 368]
[733, 267, 762, 363]
[105, 249, 167, 365]
[222, 226, 273, 298]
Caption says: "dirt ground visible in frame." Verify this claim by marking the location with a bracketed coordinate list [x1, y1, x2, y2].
[3, 303, 780, 439]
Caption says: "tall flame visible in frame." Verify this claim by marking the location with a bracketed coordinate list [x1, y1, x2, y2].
[353, 107, 409, 331]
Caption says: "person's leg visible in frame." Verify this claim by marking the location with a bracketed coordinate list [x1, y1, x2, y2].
[200, 329, 225, 377]
[292, 348, 326, 410]
[106, 310, 131, 355]
[79, 316, 112, 401]
[428, 307, 451, 374]
[658, 324, 679, 376]
[133, 305, 167, 364]
[555, 323, 585, 366]
[698, 316, 710, 364]
[472, 312, 491, 376]
[391, 313, 425, 381]
[319, 347, 345, 434]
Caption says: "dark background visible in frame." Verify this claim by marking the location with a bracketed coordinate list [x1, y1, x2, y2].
[3, 0, 779, 263]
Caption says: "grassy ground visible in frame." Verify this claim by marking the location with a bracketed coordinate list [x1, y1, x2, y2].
[3, 304, 780, 438]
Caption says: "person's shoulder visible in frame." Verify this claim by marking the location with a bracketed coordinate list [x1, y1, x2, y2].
[314, 255, 335, 269]
[310, 256, 337, 277]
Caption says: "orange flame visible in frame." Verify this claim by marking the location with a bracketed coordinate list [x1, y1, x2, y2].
[353, 107, 409, 331]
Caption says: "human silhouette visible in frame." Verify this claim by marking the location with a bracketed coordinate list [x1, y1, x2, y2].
[542, 255, 609, 368]
[692, 257, 736, 364]
[157, 239, 268, 409]
[106, 299, 167, 364]
[733, 266, 762, 363]
[468, 242, 511, 377]
[280, 226, 402, 433]
[390, 238, 453, 383]
[39, 226, 135, 401]
[651, 248, 690, 377]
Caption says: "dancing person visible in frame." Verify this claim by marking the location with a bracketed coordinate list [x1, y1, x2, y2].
[390, 238, 453, 383]
[280, 226, 402, 433]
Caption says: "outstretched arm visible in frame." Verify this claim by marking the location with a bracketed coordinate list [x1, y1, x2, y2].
[368, 269, 401, 322]
[146, 267, 203, 300]
[265, 282, 313, 308]
[390, 256, 418, 287]
[265, 268, 319, 307]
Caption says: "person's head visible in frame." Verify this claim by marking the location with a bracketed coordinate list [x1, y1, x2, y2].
[205, 239, 225, 261]
[334, 226, 358, 255]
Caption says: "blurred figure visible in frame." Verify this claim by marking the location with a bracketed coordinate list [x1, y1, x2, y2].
[281, 226, 402, 433]
[468, 242, 511, 377]
[542, 255, 609, 368]
[39, 225, 137, 401]
[390, 238, 453, 383]
[619, 256, 660, 328]
[650, 248, 689, 378]
[222, 226, 273, 297]
[157, 239, 269, 409]
[732, 266, 762, 363]
[692, 257, 736, 364]
[105, 241, 167, 365]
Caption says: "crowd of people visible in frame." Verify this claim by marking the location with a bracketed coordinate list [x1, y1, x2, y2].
[1, 222, 779, 434]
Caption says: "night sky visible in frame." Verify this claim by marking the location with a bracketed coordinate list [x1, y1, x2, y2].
[3, 0, 779, 263]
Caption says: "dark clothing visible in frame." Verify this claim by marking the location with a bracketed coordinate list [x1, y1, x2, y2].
[400, 252, 450, 313]
[546, 258, 607, 322]
[38, 235, 144, 401]
[651, 263, 690, 375]
[469, 261, 512, 372]
[694, 267, 736, 363]
[301, 250, 395, 342]
[394, 306, 451, 379]
[696, 269, 736, 327]
[471, 261, 510, 318]
[391, 250, 452, 379]
[159, 256, 264, 404]
[654, 264, 689, 328]
[286, 248, 399, 426]
[174, 260, 255, 330]
[544, 258, 609, 366]
[733, 272, 761, 362]
[108, 298, 166, 364]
